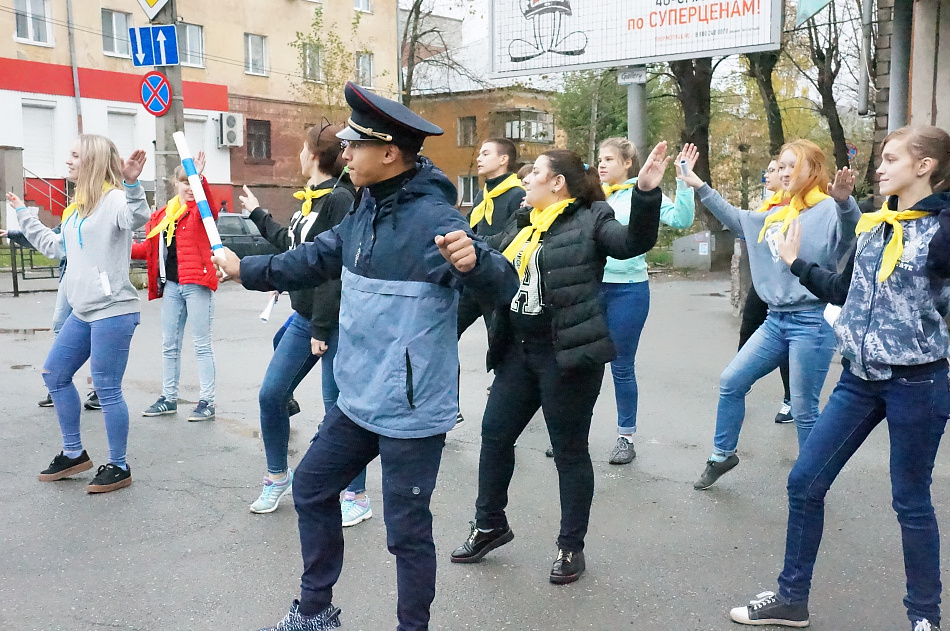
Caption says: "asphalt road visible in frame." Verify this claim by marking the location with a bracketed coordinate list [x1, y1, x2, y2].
[1, 272, 947, 631]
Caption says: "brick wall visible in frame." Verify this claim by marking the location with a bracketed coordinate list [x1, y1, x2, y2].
[874, 0, 894, 158]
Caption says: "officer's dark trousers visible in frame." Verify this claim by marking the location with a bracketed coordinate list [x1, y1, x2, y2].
[294, 405, 446, 631]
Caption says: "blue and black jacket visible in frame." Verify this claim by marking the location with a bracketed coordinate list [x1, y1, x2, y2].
[240, 157, 519, 438]
[790, 192, 950, 381]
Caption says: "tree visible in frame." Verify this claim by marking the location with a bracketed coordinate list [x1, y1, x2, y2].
[399, 0, 487, 107]
[290, 7, 367, 115]
[745, 51, 785, 156]
[549, 70, 627, 163]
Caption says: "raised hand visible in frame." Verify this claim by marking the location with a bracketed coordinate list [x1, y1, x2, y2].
[829, 167, 856, 202]
[435, 230, 476, 273]
[675, 143, 699, 179]
[121, 149, 147, 184]
[194, 150, 206, 175]
[213, 246, 241, 283]
[239, 185, 260, 213]
[774, 218, 803, 266]
[5, 191, 25, 209]
[636, 141, 671, 191]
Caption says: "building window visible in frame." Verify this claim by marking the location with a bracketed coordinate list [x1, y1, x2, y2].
[354, 0, 372, 12]
[245, 33, 268, 76]
[246, 119, 271, 161]
[101, 9, 131, 57]
[457, 116, 477, 147]
[177, 23, 204, 67]
[302, 43, 323, 82]
[355, 52, 374, 87]
[502, 110, 554, 143]
[458, 175, 478, 207]
[14, 0, 52, 46]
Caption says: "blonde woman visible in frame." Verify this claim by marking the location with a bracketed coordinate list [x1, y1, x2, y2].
[6, 134, 148, 493]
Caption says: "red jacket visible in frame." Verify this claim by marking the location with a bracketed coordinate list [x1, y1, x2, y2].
[132, 177, 218, 300]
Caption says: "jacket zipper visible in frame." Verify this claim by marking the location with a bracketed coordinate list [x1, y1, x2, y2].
[405, 349, 415, 409]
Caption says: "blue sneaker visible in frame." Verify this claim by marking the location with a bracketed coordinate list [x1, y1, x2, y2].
[250, 470, 293, 514]
[142, 396, 177, 417]
[340, 491, 372, 527]
[259, 600, 341, 631]
[187, 400, 215, 422]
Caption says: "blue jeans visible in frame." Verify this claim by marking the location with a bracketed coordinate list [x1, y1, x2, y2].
[260, 312, 339, 475]
[713, 309, 836, 457]
[294, 406, 445, 631]
[161, 281, 216, 403]
[602, 281, 650, 434]
[777, 364, 949, 626]
[43, 313, 139, 467]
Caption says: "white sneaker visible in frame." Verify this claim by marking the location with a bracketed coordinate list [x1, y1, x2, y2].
[250, 470, 293, 514]
[341, 492, 372, 527]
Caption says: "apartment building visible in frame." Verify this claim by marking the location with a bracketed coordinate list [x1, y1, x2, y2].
[0, 0, 397, 221]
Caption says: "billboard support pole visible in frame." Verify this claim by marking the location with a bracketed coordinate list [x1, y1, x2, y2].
[626, 66, 647, 156]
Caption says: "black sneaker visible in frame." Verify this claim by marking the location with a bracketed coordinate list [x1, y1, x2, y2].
[454, 411, 465, 428]
[38, 450, 93, 481]
[913, 620, 941, 631]
[730, 591, 809, 627]
[608, 437, 636, 464]
[549, 549, 585, 584]
[87, 463, 132, 493]
[288, 398, 301, 417]
[38, 393, 54, 407]
[450, 521, 514, 563]
[259, 600, 341, 631]
[775, 400, 794, 424]
[693, 454, 740, 490]
[84, 390, 102, 410]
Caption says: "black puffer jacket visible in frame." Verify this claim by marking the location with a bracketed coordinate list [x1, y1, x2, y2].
[486, 186, 662, 371]
[249, 175, 356, 340]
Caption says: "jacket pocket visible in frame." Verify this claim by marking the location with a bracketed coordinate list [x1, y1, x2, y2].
[405, 349, 416, 409]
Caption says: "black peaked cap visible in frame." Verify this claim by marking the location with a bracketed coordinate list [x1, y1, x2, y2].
[337, 81, 443, 152]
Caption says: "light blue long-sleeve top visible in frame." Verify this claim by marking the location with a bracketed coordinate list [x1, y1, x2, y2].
[603, 177, 695, 283]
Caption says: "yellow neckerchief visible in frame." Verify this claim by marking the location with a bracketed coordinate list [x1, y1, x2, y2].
[602, 182, 636, 197]
[61, 183, 116, 222]
[755, 190, 789, 213]
[502, 198, 576, 277]
[469, 173, 523, 227]
[757, 186, 832, 242]
[146, 196, 189, 247]
[856, 200, 932, 282]
[293, 187, 332, 216]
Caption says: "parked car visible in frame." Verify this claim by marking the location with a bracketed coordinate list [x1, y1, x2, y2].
[216, 212, 281, 258]
[132, 212, 280, 262]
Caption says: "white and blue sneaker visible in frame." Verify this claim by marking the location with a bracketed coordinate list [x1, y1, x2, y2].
[340, 491, 372, 527]
[250, 470, 293, 514]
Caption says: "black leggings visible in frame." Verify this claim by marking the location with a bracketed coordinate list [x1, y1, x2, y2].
[739, 286, 791, 402]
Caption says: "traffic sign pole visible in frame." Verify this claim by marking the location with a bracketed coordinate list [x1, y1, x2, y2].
[152, 0, 183, 210]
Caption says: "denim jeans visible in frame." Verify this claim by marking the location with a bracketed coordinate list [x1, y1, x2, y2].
[161, 281, 216, 403]
[777, 364, 949, 626]
[739, 286, 791, 402]
[602, 281, 650, 434]
[260, 312, 339, 475]
[43, 313, 139, 467]
[51, 277, 72, 336]
[476, 338, 604, 552]
[294, 406, 445, 631]
[713, 309, 836, 457]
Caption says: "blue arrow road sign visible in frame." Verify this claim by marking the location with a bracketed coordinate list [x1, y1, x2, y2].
[129, 25, 179, 67]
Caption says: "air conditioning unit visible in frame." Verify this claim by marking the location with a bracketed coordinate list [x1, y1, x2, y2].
[217, 112, 244, 148]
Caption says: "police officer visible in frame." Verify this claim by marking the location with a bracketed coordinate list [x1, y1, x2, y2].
[214, 82, 519, 631]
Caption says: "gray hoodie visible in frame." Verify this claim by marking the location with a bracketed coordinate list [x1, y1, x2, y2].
[17, 183, 149, 322]
[698, 184, 861, 311]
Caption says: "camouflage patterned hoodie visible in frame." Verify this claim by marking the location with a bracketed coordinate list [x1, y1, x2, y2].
[792, 193, 950, 381]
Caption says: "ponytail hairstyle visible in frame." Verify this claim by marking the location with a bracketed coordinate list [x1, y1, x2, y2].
[307, 120, 347, 178]
[75, 134, 123, 218]
[542, 149, 606, 207]
[882, 126, 950, 192]
[780, 139, 829, 199]
[599, 137, 641, 178]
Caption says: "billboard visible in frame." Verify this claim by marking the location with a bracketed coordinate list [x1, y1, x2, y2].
[490, 0, 783, 77]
